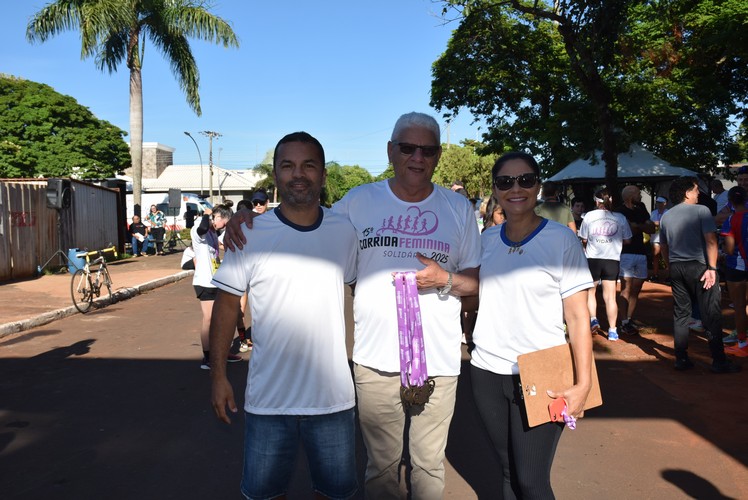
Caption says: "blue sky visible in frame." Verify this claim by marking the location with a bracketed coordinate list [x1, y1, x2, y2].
[2, 1, 483, 176]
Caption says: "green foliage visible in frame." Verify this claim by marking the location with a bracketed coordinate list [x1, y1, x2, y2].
[250, 162, 277, 202]
[0, 75, 130, 178]
[252, 163, 275, 191]
[323, 162, 374, 206]
[339, 164, 375, 191]
[615, 0, 748, 170]
[375, 164, 395, 181]
[738, 120, 748, 162]
[433, 5, 584, 175]
[433, 141, 497, 199]
[433, 0, 748, 182]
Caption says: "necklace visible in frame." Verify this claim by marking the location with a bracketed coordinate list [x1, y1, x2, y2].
[504, 219, 542, 255]
[508, 241, 524, 255]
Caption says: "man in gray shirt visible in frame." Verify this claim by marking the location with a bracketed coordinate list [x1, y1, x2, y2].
[660, 176, 740, 373]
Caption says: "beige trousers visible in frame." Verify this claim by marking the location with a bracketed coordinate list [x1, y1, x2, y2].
[354, 363, 458, 500]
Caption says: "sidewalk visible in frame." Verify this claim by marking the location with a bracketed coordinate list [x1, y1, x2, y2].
[0, 250, 189, 338]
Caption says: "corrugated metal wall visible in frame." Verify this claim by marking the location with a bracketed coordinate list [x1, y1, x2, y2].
[0, 180, 58, 281]
[67, 180, 119, 252]
[0, 179, 120, 281]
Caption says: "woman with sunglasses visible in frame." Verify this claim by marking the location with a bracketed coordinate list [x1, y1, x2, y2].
[470, 152, 594, 499]
[578, 188, 632, 341]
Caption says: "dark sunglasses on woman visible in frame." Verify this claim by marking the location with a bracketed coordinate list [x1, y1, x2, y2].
[493, 173, 539, 191]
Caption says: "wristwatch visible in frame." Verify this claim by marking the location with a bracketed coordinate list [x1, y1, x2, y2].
[438, 272, 453, 297]
[707, 265, 717, 271]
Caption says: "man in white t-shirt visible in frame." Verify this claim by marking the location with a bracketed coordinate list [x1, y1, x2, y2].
[209, 132, 359, 499]
[333, 112, 480, 499]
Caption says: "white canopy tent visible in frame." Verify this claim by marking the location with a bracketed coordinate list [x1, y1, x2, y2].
[548, 144, 702, 183]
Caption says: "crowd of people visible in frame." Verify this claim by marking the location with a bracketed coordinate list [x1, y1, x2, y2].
[162, 112, 744, 499]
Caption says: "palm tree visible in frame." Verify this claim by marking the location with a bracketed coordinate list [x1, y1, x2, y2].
[251, 162, 276, 202]
[26, 0, 239, 209]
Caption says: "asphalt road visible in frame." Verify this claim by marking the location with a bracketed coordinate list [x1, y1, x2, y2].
[0, 275, 746, 499]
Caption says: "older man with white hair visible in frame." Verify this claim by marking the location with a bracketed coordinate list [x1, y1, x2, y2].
[334, 112, 481, 499]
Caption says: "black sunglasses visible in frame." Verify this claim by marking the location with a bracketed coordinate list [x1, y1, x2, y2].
[392, 141, 440, 158]
[493, 173, 539, 191]
[252, 200, 265, 206]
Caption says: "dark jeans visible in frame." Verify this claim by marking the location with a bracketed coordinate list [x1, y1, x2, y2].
[150, 227, 165, 253]
[669, 260, 726, 364]
[131, 235, 148, 256]
[471, 366, 563, 500]
[241, 409, 357, 500]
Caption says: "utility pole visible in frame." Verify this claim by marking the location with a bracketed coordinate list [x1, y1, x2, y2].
[200, 131, 221, 203]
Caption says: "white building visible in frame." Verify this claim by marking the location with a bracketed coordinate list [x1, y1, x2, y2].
[123, 142, 266, 205]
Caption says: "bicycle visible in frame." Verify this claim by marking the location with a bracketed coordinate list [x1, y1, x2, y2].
[70, 245, 118, 313]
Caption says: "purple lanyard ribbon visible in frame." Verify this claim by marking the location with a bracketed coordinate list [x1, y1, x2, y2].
[395, 272, 428, 387]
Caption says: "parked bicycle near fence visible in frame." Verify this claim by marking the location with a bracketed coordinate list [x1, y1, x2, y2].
[70, 245, 117, 313]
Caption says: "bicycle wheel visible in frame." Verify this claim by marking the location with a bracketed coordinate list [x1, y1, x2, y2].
[71, 269, 93, 313]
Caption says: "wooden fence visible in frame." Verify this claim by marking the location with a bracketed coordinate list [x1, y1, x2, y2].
[0, 179, 122, 281]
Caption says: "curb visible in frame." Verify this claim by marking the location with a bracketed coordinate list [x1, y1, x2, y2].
[0, 270, 193, 339]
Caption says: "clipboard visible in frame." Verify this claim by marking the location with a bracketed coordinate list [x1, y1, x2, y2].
[516, 343, 602, 427]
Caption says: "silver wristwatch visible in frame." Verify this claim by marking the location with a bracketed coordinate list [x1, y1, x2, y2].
[437, 272, 453, 297]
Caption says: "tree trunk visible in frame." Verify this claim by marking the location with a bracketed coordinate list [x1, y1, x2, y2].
[556, 23, 619, 195]
[599, 107, 619, 198]
[130, 66, 143, 213]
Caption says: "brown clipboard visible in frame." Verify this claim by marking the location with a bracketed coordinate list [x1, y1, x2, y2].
[516, 343, 602, 427]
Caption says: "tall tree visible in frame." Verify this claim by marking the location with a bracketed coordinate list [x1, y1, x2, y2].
[27, 0, 239, 207]
[0, 75, 130, 178]
[434, 0, 748, 189]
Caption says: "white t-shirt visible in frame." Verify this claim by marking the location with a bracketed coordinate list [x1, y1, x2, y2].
[471, 220, 594, 375]
[190, 223, 219, 288]
[578, 209, 632, 261]
[332, 180, 481, 376]
[211, 207, 358, 415]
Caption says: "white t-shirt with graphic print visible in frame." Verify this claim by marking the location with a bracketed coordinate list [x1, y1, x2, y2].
[578, 209, 632, 261]
[332, 180, 481, 376]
